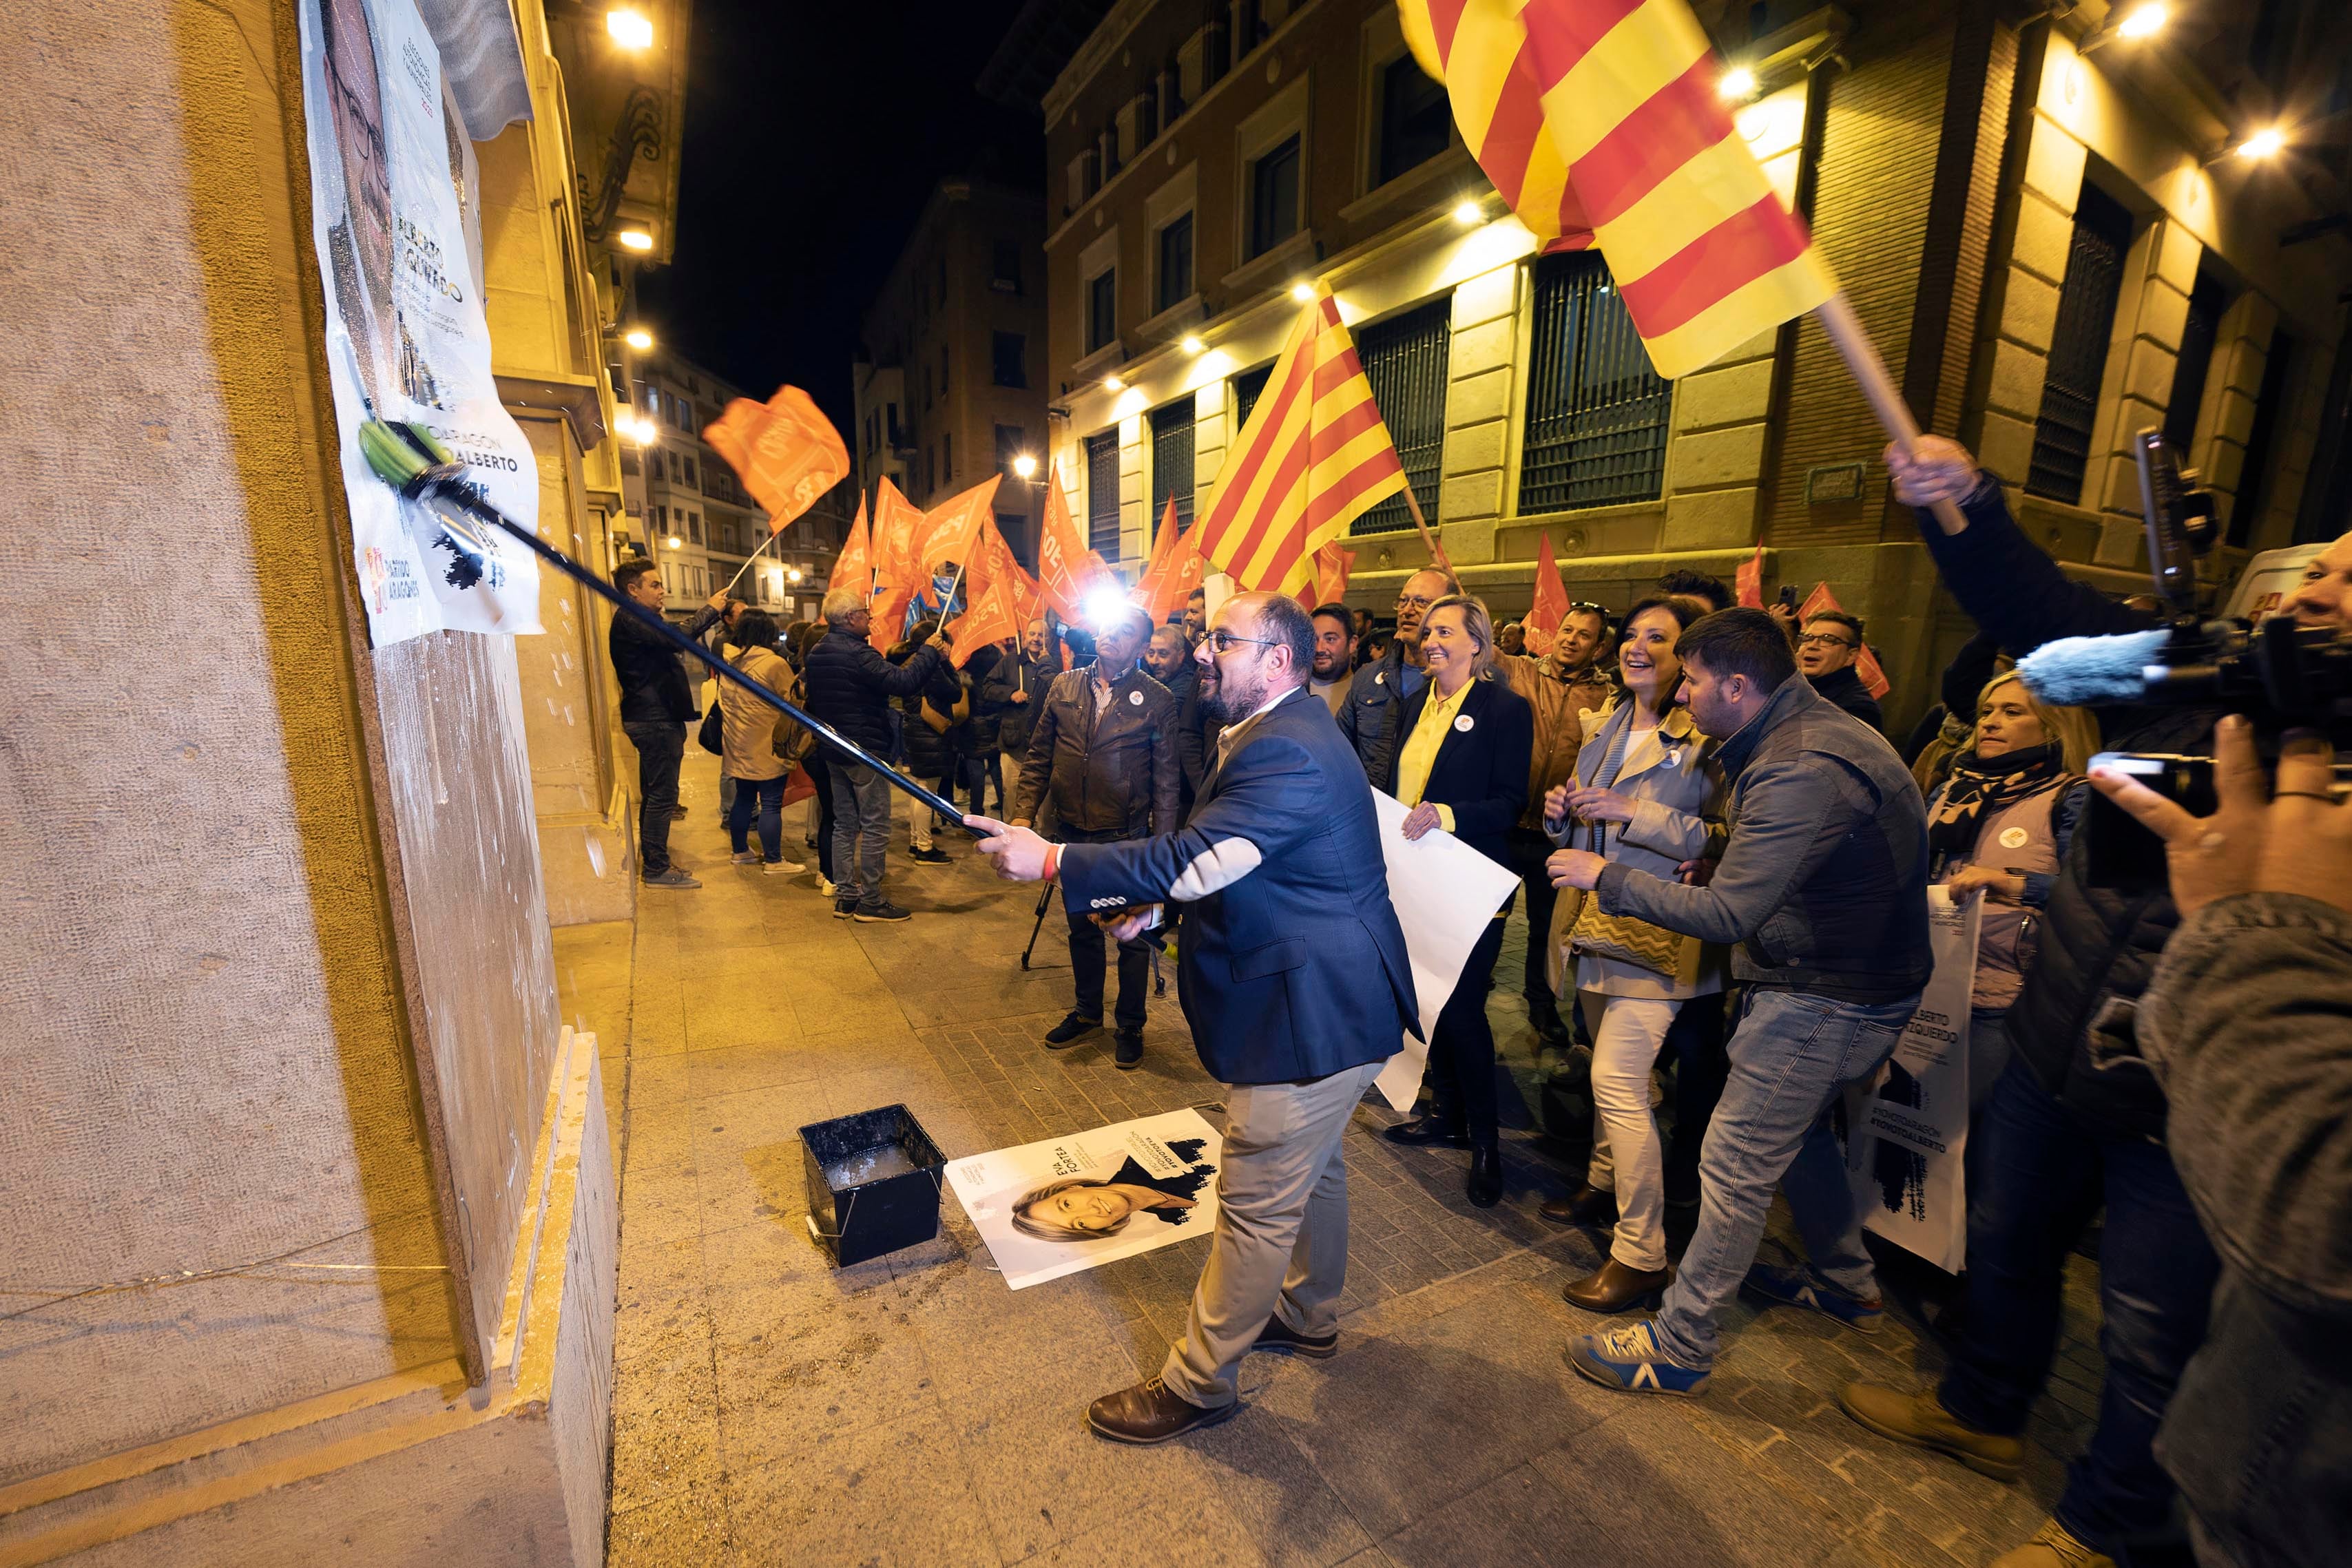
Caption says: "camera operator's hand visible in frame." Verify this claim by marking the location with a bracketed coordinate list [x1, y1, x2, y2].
[1883, 436, 1981, 509]
[2090, 718, 2351, 917]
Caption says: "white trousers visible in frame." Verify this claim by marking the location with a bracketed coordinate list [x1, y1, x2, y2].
[1581, 992, 1683, 1273]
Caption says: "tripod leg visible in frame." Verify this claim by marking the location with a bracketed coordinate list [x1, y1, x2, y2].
[1021, 878, 1056, 970]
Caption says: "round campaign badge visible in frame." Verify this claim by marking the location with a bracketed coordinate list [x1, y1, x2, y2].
[1375, 671, 1386, 686]
[1453, 713, 1475, 733]
[1130, 689, 1145, 706]
[1999, 826, 2031, 849]
[1663, 750, 1681, 768]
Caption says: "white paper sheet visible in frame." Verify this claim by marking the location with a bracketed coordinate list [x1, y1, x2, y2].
[1368, 790, 1523, 1114]
[945, 1108, 1223, 1290]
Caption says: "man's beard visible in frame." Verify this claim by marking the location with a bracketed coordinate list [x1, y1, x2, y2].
[1199, 667, 1265, 726]
[1311, 656, 1340, 679]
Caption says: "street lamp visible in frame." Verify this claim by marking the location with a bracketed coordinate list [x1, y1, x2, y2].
[2237, 126, 2287, 159]
[623, 327, 653, 351]
[607, 9, 654, 50]
[1012, 452, 1039, 479]
[665, 534, 682, 549]
[1180, 335, 1205, 355]
[1103, 375, 1125, 393]
[787, 567, 804, 583]
[1718, 66, 1758, 101]
[2083, 2, 2167, 52]
[1452, 199, 1485, 225]
[616, 229, 654, 252]
[1289, 281, 1318, 302]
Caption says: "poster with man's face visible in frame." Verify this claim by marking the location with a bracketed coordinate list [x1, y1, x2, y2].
[945, 1108, 1224, 1290]
[298, 0, 541, 642]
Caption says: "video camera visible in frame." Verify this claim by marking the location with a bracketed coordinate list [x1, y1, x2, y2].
[2012, 428, 2352, 885]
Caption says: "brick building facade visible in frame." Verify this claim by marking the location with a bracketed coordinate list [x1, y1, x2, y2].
[1012, 0, 2351, 729]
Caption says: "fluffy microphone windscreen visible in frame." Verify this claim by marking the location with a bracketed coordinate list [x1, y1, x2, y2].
[2015, 629, 2173, 705]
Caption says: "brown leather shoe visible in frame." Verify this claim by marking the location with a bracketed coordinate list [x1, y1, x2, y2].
[1540, 1183, 1619, 1227]
[1561, 1257, 1673, 1313]
[1251, 1315, 1340, 1359]
[1085, 1377, 1238, 1444]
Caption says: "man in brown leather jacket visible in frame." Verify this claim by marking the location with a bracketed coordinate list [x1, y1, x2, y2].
[1498, 604, 1613, 1042]
[1014, 603, 1182, 1065]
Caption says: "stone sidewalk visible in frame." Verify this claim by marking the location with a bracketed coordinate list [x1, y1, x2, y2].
[557, 750, 2110, 1567]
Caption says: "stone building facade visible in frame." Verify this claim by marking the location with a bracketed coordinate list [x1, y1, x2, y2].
[853, 177, 1054, 564]
[1026, 0, 2351, 728]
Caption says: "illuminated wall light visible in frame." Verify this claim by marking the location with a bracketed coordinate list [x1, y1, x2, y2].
[607, 8, 654, 49]
[2116, 2, 2167, 41]
[665, 534, 682, 549]
[1451, 200, 1485, 225]
[1718, 66, 1758, 101]
[623, 328, 653, 351]
[1012, 452, 1039, 479]
[616, 229, 654, 252]
[2236, 127, 2286, 159]
[1180, 335, 1205, 355]
[1289, 281, 1318, 302]
[1103, 375, 1125, 393]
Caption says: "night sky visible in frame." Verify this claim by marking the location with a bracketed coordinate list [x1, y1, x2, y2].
[632, 0, 1043, 433]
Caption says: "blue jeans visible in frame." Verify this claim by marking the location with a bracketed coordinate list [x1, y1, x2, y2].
[727, 773, 789, 861]
[828, 762, 894, 908]
[1938, 1058, 2216, 1556]
[1652, 987, 1917, 1370]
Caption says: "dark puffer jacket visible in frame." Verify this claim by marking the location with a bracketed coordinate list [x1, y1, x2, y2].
[986, 647, 1058, 757]
[1915, 476, 2219, 1142]
[894, 647, 965, 780]
[802, 625, 944, 757]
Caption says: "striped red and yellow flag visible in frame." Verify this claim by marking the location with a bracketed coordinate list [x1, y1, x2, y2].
[1399, 0, 1837, 379]
[1193, 291, 1408, 598]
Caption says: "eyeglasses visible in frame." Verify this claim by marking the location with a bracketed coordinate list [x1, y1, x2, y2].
[1798, 633, 1856, 649]
[1206, 629, 1280, 654]
[1395, 593, 1438, 611]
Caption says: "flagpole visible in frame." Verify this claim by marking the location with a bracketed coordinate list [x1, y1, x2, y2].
[718, 526, 784, 596]
[1812, 291, 1968, 538]
[1399, 483, 1453, 574]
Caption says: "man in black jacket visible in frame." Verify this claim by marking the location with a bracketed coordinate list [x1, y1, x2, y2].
[804, 587, 950, 922]
[1015, 603, 1181, 1065]
[1144, 622, 1209, 811]
[1798, 610, 1886, 733]
[1835, 437, 2229, 1568]
[608, 561, 727, 889]
[985, 620, 1058, 826]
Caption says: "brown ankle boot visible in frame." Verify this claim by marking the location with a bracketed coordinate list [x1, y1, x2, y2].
[1562, 1257, 1672, 1313]
[1540, 1183, 1619, 1227]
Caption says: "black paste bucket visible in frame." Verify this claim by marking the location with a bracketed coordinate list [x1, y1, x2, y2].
[799, 1104, 946, 1267]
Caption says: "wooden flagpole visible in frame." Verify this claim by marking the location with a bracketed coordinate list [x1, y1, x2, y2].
[1399, 483, 1454, 574]
[1813, 292, 1968, 537]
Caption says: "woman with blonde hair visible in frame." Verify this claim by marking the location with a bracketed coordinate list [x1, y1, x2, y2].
[1922, 667, 2096, 1108]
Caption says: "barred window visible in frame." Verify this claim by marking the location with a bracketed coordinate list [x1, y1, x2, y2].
[1353, 300, 1450, 536]
[1231, 364, 1273, 432]
[1150, 401, 1196, 532]
[2028, 185, 2132, 504]
[1085, 429, 1122, 559]
[1517, 251, 1670, 514]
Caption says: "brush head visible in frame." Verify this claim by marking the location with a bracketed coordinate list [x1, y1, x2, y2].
[2015, 629, 2174, 706]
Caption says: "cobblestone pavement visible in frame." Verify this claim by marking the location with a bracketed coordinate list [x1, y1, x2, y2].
[563, 749, 2110, 1568]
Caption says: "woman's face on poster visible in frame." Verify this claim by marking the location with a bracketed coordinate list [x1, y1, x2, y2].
[1024, 1184, 1136, 1236]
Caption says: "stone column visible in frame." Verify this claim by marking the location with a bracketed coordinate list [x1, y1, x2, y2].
[1433, 258, 1521, 567]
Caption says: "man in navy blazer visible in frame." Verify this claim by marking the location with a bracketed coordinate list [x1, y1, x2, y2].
[971, 590, 1416, 1445]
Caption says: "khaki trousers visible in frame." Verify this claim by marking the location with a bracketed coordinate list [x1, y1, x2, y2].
[1161, 1059, 1386, 1409]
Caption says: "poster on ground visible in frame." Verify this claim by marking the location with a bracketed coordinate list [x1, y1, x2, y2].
[946, 1109, 1222, 1290]
[1842, 886, 1981, 1273]
[297, 0, 542, 643]
[1369, 789, 1524, 1115]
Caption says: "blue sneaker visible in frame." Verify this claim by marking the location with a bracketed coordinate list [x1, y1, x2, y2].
[1563, 1321, 1711, 1397]
[1742, 1262, 1884, 1334]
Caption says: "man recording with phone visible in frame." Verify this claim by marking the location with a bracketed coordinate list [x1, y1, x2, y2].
[1830, 437, 2257, 1568]
[2088, 716, 2351, 1568]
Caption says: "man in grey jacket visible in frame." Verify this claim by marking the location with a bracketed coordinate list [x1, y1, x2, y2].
[1545, 607, 1931, 1397]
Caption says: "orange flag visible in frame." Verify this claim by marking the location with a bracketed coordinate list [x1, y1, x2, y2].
[829, 498, 872, 594]
[1735, 543, 1765, 608]
[916, 474, 1001, 581]
[949, 573, 1019, 668]
[1523, 531, 1570, 655]
[1401, 0, 1838, 379]
[1167, 523, 1208, 618]
[1034, 461, 1110, 624]
[1132, 499, 1183, 617]
[1798, 582, 1890, 700]
[868, 578, 915, 654]
[1313, 541, 1356, 607]
[701, 386, 850, 530]
[871, 477, 925, 589]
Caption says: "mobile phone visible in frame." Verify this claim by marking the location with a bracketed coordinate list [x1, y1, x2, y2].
[1777, 585, 1798, 610]
[2085, 752, 2216, 888]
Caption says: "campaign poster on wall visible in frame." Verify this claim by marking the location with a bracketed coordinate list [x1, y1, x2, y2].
[945, 1109, 1222, 1290]
[1842, 886, 1981, 1273]
[297, 0, 541, 643]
